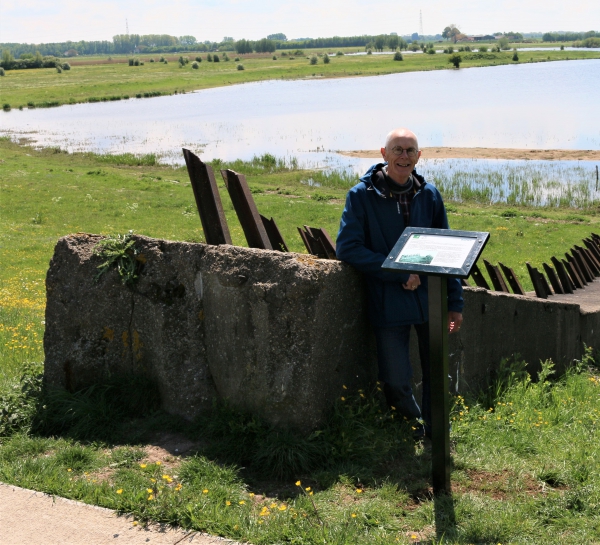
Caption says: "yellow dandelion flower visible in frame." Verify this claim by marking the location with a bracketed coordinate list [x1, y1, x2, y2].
[343, 385, 347, 389]
[309, 491, 313, 496]
[116, 489, 123, 494]
[270, 502, 278, 509]
[140, 464, 147, 468]
[67, 469, 72, 472]
[155, 461, 162, 466]
[226, 501, 231, 506]
[203, 489, 209, 494]
[249, 492, 255, 497]
[150, 478, 156, 483]
[147, 488, 153, 494]
[391, 406, 396, 411]
[162, 475, 170, 480]
[351, 513, 357, 518]
[356, 489, 362, 494]
[148, 494, 154, 501]
[305, 487, 311, 491]
[239, 500, 246, 505]
[295, 480, 301, 486]
[341, 397, 346, 401]
[234, 525, 239, 530]
[175, 484, 182, 491]
[279, 505, 287, 511]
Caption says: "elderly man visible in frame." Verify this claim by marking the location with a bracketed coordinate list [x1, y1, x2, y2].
[336, 128, 463, 439]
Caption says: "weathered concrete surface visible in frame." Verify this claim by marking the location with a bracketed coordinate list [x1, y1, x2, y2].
[45, 234, 599, 429]
[0, 482, 238, 544]
[45, 235, 376, 429]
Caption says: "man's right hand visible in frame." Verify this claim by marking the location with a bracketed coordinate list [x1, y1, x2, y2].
[402, 274, 421, 291]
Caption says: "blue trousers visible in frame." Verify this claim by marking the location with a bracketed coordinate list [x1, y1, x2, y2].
[374, 322, 431, 430]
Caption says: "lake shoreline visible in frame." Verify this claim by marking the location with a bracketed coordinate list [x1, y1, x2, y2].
[339, 147, 600, 161]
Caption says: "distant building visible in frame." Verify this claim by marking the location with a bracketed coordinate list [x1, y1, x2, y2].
[471, 35, 495, 41]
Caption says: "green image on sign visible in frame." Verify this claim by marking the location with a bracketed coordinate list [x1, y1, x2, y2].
[398, 253, 435, 264]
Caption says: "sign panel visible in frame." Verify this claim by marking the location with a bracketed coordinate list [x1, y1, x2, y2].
[383, 227, 489, 278]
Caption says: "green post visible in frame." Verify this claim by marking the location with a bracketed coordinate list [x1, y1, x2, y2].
[428, 275, 451, 494]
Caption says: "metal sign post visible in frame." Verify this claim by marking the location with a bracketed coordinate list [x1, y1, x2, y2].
[383, 227, 489, 495]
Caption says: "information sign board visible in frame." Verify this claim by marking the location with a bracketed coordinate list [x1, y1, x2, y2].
[382, 227, 489, 278]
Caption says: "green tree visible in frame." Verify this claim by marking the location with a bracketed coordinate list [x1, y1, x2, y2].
[393, 51, 403, 61]
[374, 35, 386, 51]
[235, 39, 253, 54]
[388, 35, 399, 50]
[448, 53, 462, 68]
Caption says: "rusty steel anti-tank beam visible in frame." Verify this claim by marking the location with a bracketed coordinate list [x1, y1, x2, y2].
[182, 148, 232, 245]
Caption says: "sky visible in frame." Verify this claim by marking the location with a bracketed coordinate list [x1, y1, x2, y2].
[1, 0, 598, 44]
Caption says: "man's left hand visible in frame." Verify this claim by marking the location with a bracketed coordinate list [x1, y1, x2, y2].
[448, 311, 463, 334]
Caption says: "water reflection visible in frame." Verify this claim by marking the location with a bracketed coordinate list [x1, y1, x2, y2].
[2, 60, 599, 169]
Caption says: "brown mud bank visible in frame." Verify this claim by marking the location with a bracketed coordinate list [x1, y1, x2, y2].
[339, 147, 600, 161]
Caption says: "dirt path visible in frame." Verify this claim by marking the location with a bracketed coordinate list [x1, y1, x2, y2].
[339, 148, 600, 161]
[0, 482, 240, 545]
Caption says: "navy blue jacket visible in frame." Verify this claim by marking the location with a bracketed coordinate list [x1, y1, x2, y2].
[336, 163, 464, 328]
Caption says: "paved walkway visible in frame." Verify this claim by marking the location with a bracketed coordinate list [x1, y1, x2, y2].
[0, 483, 240, 545]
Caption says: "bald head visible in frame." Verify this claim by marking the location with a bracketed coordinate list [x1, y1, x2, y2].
[384, 128, 419, 150]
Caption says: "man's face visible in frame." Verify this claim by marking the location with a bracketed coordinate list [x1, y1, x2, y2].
[380, 134, 421, 184]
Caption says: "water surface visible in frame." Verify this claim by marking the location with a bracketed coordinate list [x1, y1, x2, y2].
[2, 60, 599, 167]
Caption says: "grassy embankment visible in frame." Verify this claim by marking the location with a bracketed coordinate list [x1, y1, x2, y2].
[2, 138, 600, 543]
[1, 47, 599, 109]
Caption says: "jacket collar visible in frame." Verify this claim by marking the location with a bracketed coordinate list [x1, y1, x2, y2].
[360, 162, 424, 198]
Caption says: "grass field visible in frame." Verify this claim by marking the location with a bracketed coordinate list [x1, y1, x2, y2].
[2, 47, 599, 109]
[2, 137, 600, 543]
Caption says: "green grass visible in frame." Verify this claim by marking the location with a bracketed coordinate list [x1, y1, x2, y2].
[1, 48, 598, 108]
[1, 352, 599, 543]
[2, 138, 600, 542]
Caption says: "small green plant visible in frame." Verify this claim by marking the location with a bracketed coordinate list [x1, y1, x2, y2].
[501, 209, 518, 218]
[3, 103, 11, 110]
[310, 55, 318, 65]
[62, 62, 71, 70]
[393, 51, 403, 61]
[560, 44, 565, 50]
[128, 58, 134, 66]
[234, 57, 240, 61]
[323, 53, 330, 64]
[336, 50, 344, 56]
[513, 51, 519, 62]
[31, 212, 42, 224]
[223, 53, 229, 61]
[93, 231, 142, 285]
[426, 47, 436, 54]
[0, 67, 5, 76]
[366, 49, 372, 55]
[448, 53, 462, 68]
[213, 55, 220, 63]
[150, 58, 155, 62]
[159, 56, 165, 62]
[195, 56, 202, 62]
[479, 45, 488, 52]
[133, 57, 140, 66]
[237, 64, 244, 70]
[56, 66, 62, 73]
[272, 55, 277, 60]
[192, 61, 199, 69]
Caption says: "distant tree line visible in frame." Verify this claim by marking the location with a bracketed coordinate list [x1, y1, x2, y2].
[0, 50, 60, 70]
[542, 30, 599, 42]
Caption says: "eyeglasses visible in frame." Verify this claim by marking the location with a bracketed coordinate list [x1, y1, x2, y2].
[388, 146, 419, 158]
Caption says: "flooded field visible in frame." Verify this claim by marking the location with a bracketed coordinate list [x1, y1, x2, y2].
[2, 59, 599, 166]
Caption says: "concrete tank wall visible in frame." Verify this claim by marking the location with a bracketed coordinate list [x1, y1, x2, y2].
[44, 234, 597, 429]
